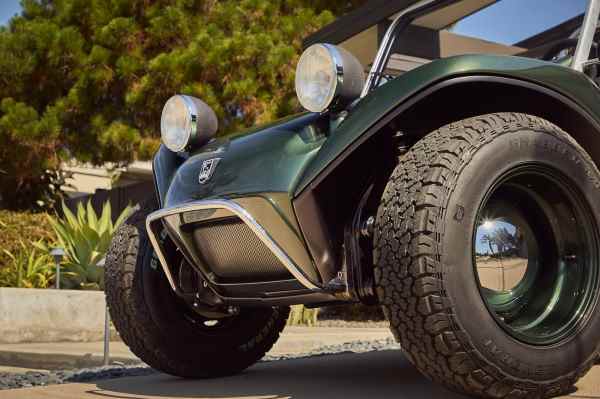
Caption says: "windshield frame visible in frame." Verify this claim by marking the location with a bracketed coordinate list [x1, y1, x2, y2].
[361, 0, 600, 97]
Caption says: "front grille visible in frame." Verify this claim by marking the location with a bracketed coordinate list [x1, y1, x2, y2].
[191, 218, 293, 283]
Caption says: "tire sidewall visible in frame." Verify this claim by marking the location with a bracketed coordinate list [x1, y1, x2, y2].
[442, 128, 600, 381]
[139, 233, 277, 351]
[105, 203, 289, 377]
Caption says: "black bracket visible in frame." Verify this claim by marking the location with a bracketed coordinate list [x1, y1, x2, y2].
[344, 182, 378, 305]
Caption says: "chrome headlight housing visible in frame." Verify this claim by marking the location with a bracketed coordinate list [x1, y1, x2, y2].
[160, 95, 218, 153]
[295, 44, 365, 113]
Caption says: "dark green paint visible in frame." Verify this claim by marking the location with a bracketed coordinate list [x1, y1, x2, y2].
[153, 145, 184, 206]
[155, 54, 600, 218]
[294, 54, 600, 194]
[155, 113, 326, 212]
[474, 167, 599, 346]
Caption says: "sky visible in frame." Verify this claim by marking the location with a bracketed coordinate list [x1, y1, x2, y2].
[0, 0, 21, 26]
[475, 220, 515, 255]
[453, 0, 589, 45]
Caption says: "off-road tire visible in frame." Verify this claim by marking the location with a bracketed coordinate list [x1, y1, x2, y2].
[374, 113, 600, 398]
[105, 200, 290, 378]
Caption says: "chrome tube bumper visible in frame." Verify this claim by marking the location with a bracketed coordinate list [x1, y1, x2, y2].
[146, 199, 322, 300]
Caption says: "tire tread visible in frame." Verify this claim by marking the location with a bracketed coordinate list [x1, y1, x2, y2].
[104, 201, 289, 377]
[374, 113, 597, 398]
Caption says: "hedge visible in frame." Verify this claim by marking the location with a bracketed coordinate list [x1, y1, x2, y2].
[0, 210, 55, 269]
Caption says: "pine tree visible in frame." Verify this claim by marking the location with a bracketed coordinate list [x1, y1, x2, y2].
[0, 0, 365, 209]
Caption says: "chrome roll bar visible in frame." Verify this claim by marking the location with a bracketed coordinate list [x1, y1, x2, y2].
[361, 0, 600, 95]
[361, 0, 455, 98]
[573, 0, 600, 71]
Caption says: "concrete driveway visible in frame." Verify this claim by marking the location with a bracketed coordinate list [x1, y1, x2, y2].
[0, 327, 392, 370]
[1, 350, 599, 399]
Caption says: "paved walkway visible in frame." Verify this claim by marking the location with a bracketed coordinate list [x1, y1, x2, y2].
[0, 350, 598, 399]
[0, 327, 392, 370]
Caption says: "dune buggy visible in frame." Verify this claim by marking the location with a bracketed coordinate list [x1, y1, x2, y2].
[106, 0, 600, 397]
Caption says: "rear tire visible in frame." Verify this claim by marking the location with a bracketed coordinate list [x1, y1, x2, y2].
[374, 113, 600, 398]
[105, 200, 289, 378]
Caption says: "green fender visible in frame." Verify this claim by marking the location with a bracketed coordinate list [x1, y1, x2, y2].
[293, 54, 600, 196]
[153, 54, 600, 232]
[153, 112, 327, 209]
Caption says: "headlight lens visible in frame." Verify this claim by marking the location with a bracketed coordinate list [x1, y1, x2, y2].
[161, 96, 191, 152]
[295, 44, 365, 113]
[160, 95, 218, 153]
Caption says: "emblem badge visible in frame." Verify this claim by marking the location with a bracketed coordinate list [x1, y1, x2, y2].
[198, 158, 221, 184]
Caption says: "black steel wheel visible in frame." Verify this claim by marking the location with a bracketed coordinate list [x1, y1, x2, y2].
[374, 113, 600, 398]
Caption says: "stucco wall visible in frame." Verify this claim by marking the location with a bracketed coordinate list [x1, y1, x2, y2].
[0, 288, 106, 344]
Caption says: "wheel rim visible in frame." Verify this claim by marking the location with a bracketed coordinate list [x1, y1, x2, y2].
[473, 165, 599, 346]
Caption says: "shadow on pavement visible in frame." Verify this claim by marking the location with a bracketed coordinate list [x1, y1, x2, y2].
[91, 350, 469, 399]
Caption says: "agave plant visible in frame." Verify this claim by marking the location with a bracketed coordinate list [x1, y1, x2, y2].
[46, 201, 132, 290]
[0, 241, 55, 288]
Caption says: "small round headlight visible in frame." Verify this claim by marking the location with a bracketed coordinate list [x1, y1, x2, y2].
[160, 95, 218, 153]
[295, 44, 365, 113]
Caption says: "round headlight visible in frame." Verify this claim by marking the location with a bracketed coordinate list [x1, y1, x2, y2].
[160, 95, 218, 153]
[295, 44, 365, 113]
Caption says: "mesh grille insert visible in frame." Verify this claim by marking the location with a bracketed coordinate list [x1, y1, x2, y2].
[191, 217, 293, 283]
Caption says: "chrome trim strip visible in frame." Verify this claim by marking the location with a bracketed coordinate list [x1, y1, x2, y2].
[573, 0, 600, 71]
[145, 199, 321, 292]
[360, 0, 443, 98]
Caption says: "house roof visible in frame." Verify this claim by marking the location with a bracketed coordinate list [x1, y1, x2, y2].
[303, 0, 418, 48]
[303, 0, 496, 49]
[304, 0, 584, 52]
[515, 14, 584, 49]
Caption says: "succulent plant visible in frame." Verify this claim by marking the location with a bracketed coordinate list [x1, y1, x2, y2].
[44, 201, 131, 290]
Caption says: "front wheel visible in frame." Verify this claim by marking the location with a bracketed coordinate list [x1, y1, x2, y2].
[374, 113, 600, 398]
[104, 201, 290, 378]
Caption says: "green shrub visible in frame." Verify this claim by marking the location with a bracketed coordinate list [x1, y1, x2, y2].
[0, 241, 55, 288]
[44, 201, 131, 290]
[0, 1, 366, 209]
[0, 210, 55, 270]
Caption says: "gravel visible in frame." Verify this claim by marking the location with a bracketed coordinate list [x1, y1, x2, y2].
[0, 365, 154, 391]
[315, 320, 390, 328]
[0, 337, 400, 391]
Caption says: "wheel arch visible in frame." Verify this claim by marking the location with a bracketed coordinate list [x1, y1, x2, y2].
[393, 75, 600, 165]
[293, 75, 600, 291]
